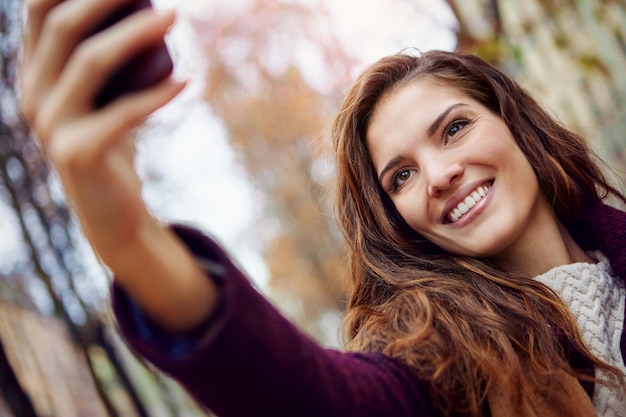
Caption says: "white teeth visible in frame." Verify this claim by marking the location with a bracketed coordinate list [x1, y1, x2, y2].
[448, 185, 491, 223]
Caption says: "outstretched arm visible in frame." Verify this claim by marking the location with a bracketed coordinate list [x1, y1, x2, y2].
[112, 225, 436, 417]
[19, 0, 218, 333]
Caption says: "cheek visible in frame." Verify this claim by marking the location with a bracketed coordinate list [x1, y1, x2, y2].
[394, 196, 430, 234]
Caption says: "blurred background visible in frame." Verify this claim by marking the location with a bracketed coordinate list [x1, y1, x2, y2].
[0, 0, 625, 415]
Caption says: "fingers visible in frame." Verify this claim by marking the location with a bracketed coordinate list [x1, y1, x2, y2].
[21, 0, 59, 69]
[20, 0, 61, 121]
[20, 0, 184, 182]
[20, 0, 142, 123]
[22, 0, 177, 146]
[32, 0, 137, 86]
[55, 9, 177, 114]
[34, 8, 177, 147]
[47, 78, 186, 172]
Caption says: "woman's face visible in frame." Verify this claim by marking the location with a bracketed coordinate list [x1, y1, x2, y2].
[366, 79, 557, 262]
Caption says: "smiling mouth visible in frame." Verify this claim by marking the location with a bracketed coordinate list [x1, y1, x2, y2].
[446, 182, 493, 223]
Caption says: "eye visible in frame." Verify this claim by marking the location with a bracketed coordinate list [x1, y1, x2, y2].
[445, 119, 470, 142]
[390, 168, 416, 192]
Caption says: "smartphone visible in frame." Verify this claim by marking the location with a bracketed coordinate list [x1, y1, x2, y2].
[83, 0, 174, 108]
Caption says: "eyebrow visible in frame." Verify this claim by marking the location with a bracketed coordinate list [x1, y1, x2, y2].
[427, 103, 468, 137]
[377, 102, 469, 183]
[378, 156, 403, 183]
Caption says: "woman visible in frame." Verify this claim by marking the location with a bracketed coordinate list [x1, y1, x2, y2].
[333, 51, 626, 416]
[18, 0, 626, 416]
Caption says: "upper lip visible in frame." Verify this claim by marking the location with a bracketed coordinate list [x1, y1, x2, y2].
[440, 179, 493, 223]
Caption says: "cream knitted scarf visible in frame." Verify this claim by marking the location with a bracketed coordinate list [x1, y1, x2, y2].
[488, 252, 626, 417]
[533, 252, 626, 416]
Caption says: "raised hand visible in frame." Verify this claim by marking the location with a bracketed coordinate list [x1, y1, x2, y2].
[19, 0, 218, 332]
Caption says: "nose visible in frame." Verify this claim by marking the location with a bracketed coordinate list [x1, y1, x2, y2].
[424, 156, 464, 198]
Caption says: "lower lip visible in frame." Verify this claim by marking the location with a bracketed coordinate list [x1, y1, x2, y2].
[447, 185, 494, 228]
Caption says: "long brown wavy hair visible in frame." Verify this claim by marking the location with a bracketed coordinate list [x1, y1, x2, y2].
[332, 50, 626, 416]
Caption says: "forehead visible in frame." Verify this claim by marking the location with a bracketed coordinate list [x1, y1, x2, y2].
[366, 79, 471, 167]
[368, 78, 467, 136]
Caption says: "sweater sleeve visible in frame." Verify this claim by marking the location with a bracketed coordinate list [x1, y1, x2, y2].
[111, 224, 437, 417]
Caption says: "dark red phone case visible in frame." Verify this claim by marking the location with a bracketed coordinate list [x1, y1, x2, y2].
[85, 0, 174, 108]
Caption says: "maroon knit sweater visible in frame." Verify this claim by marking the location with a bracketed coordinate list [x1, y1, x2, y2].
[112, 200, 626, 417]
